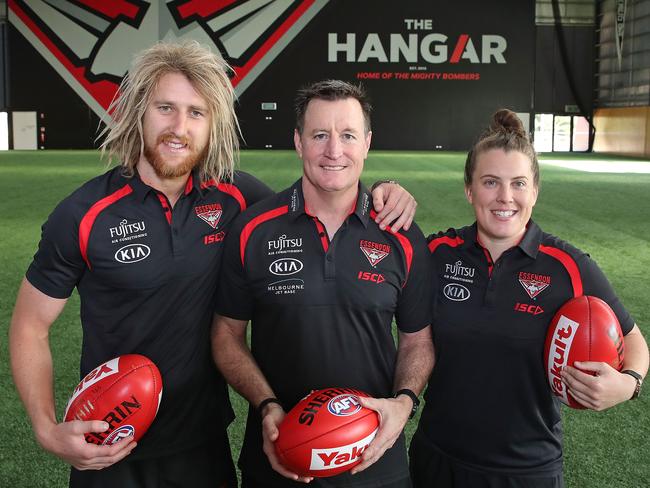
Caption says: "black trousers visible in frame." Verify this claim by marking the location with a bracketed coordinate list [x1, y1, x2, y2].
[70, 435, 237, 488]
[241, 472, 411, 488]
[409, 432, 564, 488]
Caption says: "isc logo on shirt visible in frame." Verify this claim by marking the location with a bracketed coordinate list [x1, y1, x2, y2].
[309, 430, 377, 470]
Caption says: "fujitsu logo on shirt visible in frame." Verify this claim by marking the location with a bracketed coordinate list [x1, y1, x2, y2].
[443, 260, 475, 284]
[268, 234, 303, 255]
[109, 219, 147, 243]
[445, 260, 474, 278]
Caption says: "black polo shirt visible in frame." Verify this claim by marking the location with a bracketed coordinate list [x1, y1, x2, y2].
[26, 165, 272, 459]
[216, 179, 431, 487]
[415, 221, 634, 475]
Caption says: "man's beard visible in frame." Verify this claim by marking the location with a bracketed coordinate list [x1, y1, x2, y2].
[143, 133, 207, 178]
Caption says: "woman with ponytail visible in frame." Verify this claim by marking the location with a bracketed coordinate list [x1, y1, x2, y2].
[409, 110, 648, 488]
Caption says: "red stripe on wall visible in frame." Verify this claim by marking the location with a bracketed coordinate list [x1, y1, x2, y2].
[240, 206, 289, 265]
[79, 184, 133, 269]
[9, 0, 119, 109]
[75, 0, 140, 19]
[450, 34, 469, 64]
[230, 0, 315, 87]
[539, 245, 583, 297]
[177, 0, 237, 19]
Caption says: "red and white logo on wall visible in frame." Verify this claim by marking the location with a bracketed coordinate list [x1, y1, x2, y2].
[8, 0, 329, 117]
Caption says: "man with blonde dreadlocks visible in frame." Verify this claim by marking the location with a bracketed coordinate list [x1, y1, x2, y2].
[9, 41, 416, 488]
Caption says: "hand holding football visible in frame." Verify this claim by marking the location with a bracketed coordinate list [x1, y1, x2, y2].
[275, 387, 379, 477]
[544, 296, 624, 409]
[63, 354, 163, 445]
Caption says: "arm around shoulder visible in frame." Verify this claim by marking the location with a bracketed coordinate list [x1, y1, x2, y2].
[370, 181, 417, 232]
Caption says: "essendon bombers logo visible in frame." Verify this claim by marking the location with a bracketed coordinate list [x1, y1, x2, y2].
[518, 271, 551, 299]
[8, 0, 330, 116]
[359, 240, 390, 267]
[195, 203, 223, 229]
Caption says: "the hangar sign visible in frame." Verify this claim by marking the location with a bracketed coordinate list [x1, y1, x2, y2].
[329, 31, 507, 65]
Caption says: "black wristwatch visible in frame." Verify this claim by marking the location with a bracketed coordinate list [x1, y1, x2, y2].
[394, 389, 420, 419]
[621, 370, 643, 400]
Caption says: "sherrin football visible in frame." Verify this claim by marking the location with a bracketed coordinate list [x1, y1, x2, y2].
[64, 354, 163, 445]
[275, 387, 379, 477]
[544, 295, 624, 409]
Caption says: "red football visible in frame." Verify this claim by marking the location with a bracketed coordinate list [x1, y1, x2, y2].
[275, 387, 379, 478]
[64, 354, 163, 445]
[544, 295, 624, 409]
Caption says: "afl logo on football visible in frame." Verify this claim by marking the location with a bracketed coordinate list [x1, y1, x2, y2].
[443, 283, 470, 301]
[327, 394, 362, 417]
[269, 258, 303, 276]
[115, 244, 150, 264]
[103, 425, 135, 445]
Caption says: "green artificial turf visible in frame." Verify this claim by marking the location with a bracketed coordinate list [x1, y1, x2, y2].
[1, 150, 648, 487]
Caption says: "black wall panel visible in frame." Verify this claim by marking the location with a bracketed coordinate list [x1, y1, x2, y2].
[8, 25, 100, 148]
[8, 0, 537, 150]
[534, 25, 595, 114]
[236, 0, 536, 150]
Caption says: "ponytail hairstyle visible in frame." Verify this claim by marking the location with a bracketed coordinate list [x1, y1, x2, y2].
[464, 109, 539, 187]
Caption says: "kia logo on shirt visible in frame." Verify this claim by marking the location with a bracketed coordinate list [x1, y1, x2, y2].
[269, 258, 303, 276]
[443, 283, 470, 301]
[114, 244, 151, 264]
